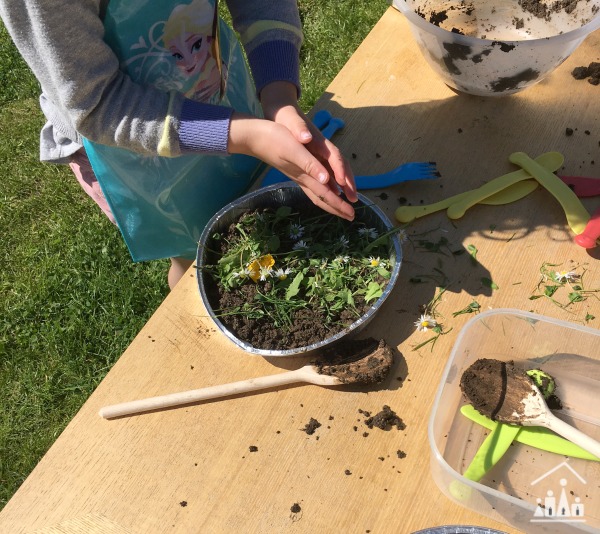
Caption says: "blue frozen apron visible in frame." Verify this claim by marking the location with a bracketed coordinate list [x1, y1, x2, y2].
[84, 0, 264, 261]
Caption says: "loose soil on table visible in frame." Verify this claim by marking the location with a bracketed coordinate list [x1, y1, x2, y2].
[302, 418, 321, 435]
[360, 405, 406, 431]
[572, 62, 600, 86]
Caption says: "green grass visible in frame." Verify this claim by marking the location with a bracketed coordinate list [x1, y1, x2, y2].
[0, 0, 390, 508]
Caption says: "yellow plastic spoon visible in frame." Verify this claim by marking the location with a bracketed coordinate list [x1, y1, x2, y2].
[395, 181, 538, 223]
[447, 152, 564, 219]
[509, 151, 590, 234]
[395, 152, 563, 223]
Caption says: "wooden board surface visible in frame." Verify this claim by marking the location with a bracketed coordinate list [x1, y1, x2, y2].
[2, 7, 600, 534]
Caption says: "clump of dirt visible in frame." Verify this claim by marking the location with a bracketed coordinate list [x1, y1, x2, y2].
[290, 503, 301, 513]
[572, 62, 600, 86]
[249, 445, 258, 452]
[361, 405, 406, 431]
[302, 418, 321, 435]
[314, 338, 394, 385]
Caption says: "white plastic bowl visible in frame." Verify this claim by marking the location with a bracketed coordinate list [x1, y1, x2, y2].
[394, 0, 600, 96]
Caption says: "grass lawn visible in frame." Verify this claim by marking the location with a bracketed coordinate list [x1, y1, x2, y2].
[0, 0, 390, 508]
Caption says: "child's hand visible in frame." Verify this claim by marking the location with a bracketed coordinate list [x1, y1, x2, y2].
[259, 82, 357, 209]
[228, 112, 356, 221]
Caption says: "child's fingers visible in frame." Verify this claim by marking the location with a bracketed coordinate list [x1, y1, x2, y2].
[297, 182, 355, 221]
[323, 143, 357, 202]
[306, 137, 357, 202]
[281, 110, 313, 145]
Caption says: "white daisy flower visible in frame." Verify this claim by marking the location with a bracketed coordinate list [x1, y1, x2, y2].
[359, 227, 379, 239]
[555, 270, 579, 283]
[274, 267, 292, 280]
[338, 235, 350, 248]
[258, 265, 273, 281]
[368, 256, 385, 268]
[293, 240, 308, 251]
[414, 314, 437, 332]
[334, 255, 350, 264]
[289, 224, 304, 240]
[397, 228, 408, 244]
[235, 266, 253, 279]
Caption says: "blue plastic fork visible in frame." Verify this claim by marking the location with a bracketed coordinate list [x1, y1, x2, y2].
[351, 161, 439, 189]
[260, 112, 439, 189]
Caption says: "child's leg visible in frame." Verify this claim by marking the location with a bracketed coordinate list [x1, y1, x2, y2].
[70, 149, 192, 290]
[69, 149, 116, 224]
[169, 257, 194, 289]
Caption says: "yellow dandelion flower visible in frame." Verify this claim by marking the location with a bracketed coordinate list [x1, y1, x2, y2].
[247, 254, 275, 282]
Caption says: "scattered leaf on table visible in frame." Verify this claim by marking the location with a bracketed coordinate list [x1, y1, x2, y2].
[481, 277, 498, 290]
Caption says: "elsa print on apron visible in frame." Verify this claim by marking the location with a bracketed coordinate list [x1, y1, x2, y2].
[84, 0, 263, 261]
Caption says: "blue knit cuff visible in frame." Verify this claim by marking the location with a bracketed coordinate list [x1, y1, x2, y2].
[246, 40, 301, 98]
[178, 99, 234, 154]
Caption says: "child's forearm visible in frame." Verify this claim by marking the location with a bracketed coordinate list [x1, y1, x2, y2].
[227, 0, 303, 96]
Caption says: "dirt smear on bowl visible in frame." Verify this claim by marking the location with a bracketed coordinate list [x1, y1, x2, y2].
[519, 0, 584, 19]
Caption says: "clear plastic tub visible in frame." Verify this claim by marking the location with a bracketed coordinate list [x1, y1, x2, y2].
[393, 0, 600, 96]
[429, 309, 600, 533]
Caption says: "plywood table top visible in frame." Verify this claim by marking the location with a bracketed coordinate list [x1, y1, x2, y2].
[2, 7, 599, 534]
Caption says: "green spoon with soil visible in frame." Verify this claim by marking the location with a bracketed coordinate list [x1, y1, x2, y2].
[461, 359, 600, 459]
[100, 338, 393, 419]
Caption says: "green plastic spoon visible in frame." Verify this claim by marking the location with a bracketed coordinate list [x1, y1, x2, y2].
[461, 420, 521, 482]
[460, 404, 600, 462]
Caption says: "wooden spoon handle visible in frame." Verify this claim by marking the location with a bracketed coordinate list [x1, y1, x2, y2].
[542, 412, 600, 460]
[99, 366, 337, 419]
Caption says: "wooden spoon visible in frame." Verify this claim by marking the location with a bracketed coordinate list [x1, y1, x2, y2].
[100, 339, 393, 419]
[460, 359, 600, 459]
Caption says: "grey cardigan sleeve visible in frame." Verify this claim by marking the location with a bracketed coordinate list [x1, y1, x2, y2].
[0, 0, 191, 158]
[0, 0, 303, 161]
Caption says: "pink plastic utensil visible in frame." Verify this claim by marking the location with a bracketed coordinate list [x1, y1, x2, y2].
[574, 205, 600, 248]
[559, 175, 600, 197]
